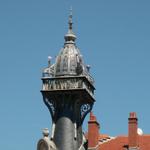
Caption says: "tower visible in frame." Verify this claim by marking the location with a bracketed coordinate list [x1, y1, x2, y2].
[37, 11, 95, 150]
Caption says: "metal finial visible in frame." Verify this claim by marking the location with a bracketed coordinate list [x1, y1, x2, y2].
[64, 7, 76, 43]
[42, 128, 49, 137]
[48, 56, 52, 67]
[70, 6, 73, 16]
[69, 7, 73, 30]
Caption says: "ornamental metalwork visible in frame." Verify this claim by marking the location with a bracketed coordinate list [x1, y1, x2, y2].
[39, 9, 96, 150]
[81, 103, 93, 124]
[43, 97, 56, 120]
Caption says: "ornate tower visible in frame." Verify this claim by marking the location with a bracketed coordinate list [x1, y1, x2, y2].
[38, 11, 95, 150]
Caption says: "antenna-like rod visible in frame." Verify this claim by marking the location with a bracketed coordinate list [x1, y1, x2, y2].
[69, 6, 73, 30]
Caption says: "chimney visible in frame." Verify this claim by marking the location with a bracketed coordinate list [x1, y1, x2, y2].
[88, 112, 100, 148]
[128, 112, 138, 149]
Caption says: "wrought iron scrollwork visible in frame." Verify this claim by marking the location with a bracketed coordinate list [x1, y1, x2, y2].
[80, 103, 93, 124]
[43, 97, 55, 120]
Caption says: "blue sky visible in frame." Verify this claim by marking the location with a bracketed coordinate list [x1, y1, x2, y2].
[0, 0, 150, 149]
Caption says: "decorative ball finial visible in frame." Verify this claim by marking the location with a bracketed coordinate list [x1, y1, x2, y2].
[42, 128, 49, 137]
[48, 56, 52, 67]
[48, 56, 52, 60]
[87, 65, 91, 72]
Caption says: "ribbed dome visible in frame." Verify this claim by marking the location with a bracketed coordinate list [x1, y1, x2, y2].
[55, 43, 84, 76]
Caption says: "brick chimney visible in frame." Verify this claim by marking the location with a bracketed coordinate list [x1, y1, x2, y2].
[128, 112, 138, 149]
[88, 112, 100, 148]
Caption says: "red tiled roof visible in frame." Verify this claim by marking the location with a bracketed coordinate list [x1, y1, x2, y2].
[97, 135, 150, 150]
[99, 134, 109, 140]
[85, 132, 109, 141]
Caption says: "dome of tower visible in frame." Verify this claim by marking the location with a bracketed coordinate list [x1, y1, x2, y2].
[55, 43, 84, 76]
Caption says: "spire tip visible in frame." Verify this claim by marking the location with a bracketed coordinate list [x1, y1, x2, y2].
[69, 7, 73, 30]
[64, 7, 76, 43]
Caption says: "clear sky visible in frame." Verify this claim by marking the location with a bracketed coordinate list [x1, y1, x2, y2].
[0, 0, 150, 149]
